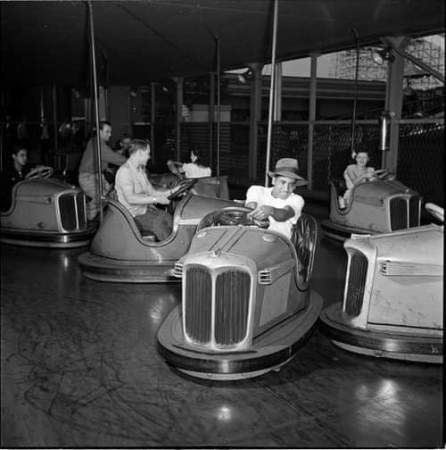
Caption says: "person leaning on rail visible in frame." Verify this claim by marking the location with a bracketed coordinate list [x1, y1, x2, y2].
[78, 121, 126, 221]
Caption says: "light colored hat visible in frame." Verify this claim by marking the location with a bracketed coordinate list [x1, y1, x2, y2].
[268, 158, 307, 183]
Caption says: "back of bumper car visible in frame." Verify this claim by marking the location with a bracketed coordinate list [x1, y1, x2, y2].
[78, 194, 235, 283]
[320, 224, 443, 363]
[320, 304, 442, 363]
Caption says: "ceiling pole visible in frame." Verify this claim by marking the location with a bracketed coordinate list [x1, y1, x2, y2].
[264, 0, 279, 187]
[307, 53, 318, 190]
[209, 72, 215, 170]
[350, 28, 360, 158]
[87, 0, 104, 224]
[215, 37, 221, 177]
[174, 77, 184, 162]
[151, 82, 156, 164]
[52, 85, 58, 154]
[248, 63, 263, 181]
[382, 36, 407, 173]
[273, 62, 282, 121]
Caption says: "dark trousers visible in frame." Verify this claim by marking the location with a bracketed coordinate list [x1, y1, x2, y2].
[134, 206, 173, 241]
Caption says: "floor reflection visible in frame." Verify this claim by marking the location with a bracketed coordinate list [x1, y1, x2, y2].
[1, 242, 443, 448]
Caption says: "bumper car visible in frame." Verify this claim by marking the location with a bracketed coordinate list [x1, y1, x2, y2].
[320, 202, 443, 363]
[78, 181, 235, 283]
[1, 169, 96, 248]
[157, 207, 322, 380]
[321, 174, 422, 242]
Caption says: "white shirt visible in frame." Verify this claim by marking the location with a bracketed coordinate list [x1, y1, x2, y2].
[115, 162, 153, 217]
[245, 185, 304, 239]
[182, 163, 211, 179]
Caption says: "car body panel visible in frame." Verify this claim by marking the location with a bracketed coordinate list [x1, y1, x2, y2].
[1, 178, 95, 247]
[79, 194, 235, 282]
[320, 210, 443, 362]
[158, 213, 321, 379]
[322, 179, 421, 240]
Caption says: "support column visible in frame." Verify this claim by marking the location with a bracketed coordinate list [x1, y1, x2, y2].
[307, 53, 318, 190]
[173, 76, 183, 161]
[151, 82, 156, 164]
[248, 63, 263, 180]
[382, 37, 407, 172]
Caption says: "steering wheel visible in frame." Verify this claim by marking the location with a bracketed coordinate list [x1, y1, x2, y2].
[372, 169, 396, 181]
[198, 206, 269, 231]
[25, 166, 53, 180]
[167, 178, 197, 200]
[425, 202, 444, 223]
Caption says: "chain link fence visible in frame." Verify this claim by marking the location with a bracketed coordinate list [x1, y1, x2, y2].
[158, 118, 443, 205]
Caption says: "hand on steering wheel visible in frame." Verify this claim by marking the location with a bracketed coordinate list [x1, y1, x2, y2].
[373, 169, 390, 179]
[214, 207, 269, 227]
[25, 166, 53, 180]
[167, 178, 197, 200]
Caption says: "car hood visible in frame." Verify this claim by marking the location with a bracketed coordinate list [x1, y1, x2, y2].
[15, 178, 78, 197]
[184, 225, 295, 269]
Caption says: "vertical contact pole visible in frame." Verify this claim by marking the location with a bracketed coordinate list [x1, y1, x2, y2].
[209, 72, 215, 170]
[87, 0, 103, 223]
[264, 0, 279, 187]
[216, 37, 221, 176]
[151, 82, 156, 163]
[350, 28, 359, 158]
[52, 84, 58, 153]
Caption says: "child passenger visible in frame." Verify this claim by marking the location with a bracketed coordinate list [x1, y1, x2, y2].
[245, 158, 306, 240]
[167, 149, 211, 179]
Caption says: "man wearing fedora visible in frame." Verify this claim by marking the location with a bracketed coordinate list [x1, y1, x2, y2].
[245, 158, 307, 239]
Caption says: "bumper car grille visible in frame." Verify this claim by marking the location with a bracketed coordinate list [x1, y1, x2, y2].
[184, 266, 251, 347]
[344, 250, 368, 317]
[389, 197, 407, 230]
[185, 266, 212, 343]
[215, 271, 250, 345]
[58, 194, 77, 231]
[58, 192, 87, 232]
[409, 196, 420, 227]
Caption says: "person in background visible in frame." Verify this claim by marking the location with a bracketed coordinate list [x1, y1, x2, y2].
[115, 139, 182, 241]
[167, 149, 211, 179]
[78, 121, 126, 221]
[245, 158, 306, 240]
[341, 151, 377, 208]
[114, 134, 132, 158]
[103, 134, 133, 184]
[0, 144, 53, 211]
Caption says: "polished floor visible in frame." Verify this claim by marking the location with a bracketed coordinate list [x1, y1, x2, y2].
[1, 226, 443, 447]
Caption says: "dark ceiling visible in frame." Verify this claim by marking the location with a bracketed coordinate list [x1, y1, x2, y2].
[1, 0, 444, 86]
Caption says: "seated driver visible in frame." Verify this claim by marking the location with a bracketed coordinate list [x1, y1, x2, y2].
[0, 144, 53, 211]
[115, 139, 181, 241]
[245, 158, 306, 240]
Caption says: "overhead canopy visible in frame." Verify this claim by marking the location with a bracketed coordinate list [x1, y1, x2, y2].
[1, 0, 444, 86]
